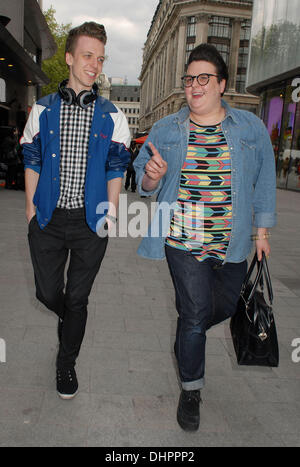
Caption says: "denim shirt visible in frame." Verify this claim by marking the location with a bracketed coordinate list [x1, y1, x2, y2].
[134, 100, 277, 263]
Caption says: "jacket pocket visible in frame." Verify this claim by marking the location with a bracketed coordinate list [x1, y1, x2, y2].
[240, 139, 257, 175]
[156, 143, 181, 169]
[240, 139, 256, 151]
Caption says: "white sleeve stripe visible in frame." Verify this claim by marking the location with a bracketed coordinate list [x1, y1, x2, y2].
[20, 103, 45, 145]
[110, 106, 131, 148]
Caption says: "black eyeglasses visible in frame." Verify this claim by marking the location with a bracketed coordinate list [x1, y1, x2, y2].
[181, 73, 219, 88]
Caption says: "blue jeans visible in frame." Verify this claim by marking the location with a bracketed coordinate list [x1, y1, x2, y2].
[165, 245, 247, 391]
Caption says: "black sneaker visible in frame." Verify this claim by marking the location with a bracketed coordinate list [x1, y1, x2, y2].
[177, 390, 202, 431]
[56, 368, 78, 400]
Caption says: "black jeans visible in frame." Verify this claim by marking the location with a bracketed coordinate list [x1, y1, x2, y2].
[125, 168, 137, 191]
[28, 208, 108, 369]
[165, 245, 247, 391]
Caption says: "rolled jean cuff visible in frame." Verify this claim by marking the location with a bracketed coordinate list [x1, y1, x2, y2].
[181, 377, 205, 391]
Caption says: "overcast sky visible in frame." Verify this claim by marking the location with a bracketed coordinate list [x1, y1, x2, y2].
[43, 0, 159, 84]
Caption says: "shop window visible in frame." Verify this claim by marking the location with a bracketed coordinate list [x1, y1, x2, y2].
[208, 17, 232, 66]
[236, 72, 246, 94]
[209, 16, 232, 39]
[261, 86, 285, 175]
[185, 16, 196, 66]
[240, 19, 251, 41]
[276, 85, 297, 189]
[185, 42, 195, 66]
[287, 96, 300, 191]
[0, 78, 6, 102]
[262, 82, 300, 191]
[187, 16, 196, 38]
[207, 39, 231, 65]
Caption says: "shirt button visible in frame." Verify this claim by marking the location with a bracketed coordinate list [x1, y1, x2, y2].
[52, 154, 56, 158]
[50, 130, 54, 134]
[94, 134, 98, 138]
[47, 109, 51, 112]
[102, 114, 106, 118]
[53, 177, 57, 181]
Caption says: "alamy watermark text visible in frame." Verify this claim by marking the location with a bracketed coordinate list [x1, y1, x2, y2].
[0, 338, 6, 363]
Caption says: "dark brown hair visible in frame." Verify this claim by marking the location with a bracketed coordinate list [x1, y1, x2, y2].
[65, 22, 107, 55]
[188, 43, 229, 95]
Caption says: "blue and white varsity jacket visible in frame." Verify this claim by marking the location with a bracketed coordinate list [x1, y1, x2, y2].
[21, 92, 131, 232]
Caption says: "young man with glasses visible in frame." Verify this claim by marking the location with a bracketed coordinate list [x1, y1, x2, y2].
[134, 44, 276, 431]
[21, 22, 131, 400]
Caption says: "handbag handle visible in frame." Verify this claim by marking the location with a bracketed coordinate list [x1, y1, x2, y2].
[262, 255, 273, 304]
[242, 252, 273, 306]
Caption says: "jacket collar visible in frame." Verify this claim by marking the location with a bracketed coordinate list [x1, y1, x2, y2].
[96, 95, 118, 114]
[175, 98, 238, 125]
[221, 99, 238, 124]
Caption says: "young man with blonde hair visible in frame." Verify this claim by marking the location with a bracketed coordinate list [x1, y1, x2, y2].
[22, 22, 130, 399]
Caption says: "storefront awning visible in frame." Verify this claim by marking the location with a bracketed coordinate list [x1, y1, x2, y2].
[24, 0, 57, 61]
[0, 22, 50, 86]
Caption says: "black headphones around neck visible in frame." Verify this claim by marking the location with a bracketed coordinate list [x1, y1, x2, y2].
[58, 79, 98, 109]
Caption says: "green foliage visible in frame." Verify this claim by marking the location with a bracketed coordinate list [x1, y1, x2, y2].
[41, 6, 72, 96]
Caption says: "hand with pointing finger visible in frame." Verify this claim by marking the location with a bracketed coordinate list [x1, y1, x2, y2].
[145, 142, 168, 181]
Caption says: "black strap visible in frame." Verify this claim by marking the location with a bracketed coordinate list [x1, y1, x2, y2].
[242, 253, 273, 307]
[262, 256, 273, 304]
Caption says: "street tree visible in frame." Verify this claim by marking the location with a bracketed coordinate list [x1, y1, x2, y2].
[42, 6, 72, 96]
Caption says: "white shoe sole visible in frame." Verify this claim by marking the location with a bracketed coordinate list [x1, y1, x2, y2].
[57, 390, 78, 400]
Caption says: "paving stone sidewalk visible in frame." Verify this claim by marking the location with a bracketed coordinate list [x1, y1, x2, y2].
[0, 187, 299, 447]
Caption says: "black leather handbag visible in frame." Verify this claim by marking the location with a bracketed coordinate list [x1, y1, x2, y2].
[230, 252, 279, 367]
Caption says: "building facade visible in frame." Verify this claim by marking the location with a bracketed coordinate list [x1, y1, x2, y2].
[0, 0, 56, 129]
[139, 0, 259, 132]
[97, 73, 111, 100]
[247, 0, 300, 192]
[110, 85, 141, 138]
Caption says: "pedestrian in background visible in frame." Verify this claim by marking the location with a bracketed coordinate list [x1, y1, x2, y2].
[134, 44, 276, 432]
[1, 127, 19, 189]
[125, 141, 138, 192]
[21, 22, 130, 400]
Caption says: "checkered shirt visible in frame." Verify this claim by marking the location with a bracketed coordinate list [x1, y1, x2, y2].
[57, 100, 95, 209]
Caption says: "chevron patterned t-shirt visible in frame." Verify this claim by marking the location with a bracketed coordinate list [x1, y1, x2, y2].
[165, 120, 232, 262]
